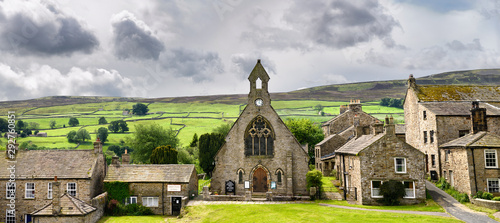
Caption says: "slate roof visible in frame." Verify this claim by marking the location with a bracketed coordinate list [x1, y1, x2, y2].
[316, 134, 336, 146]
[321, 152, 335, 161]
[416, 85, 500, 102]
[104, 164, 195, 183]
[441, 132, 500, 148]
[421, 102, 500, 116]
[395, 124, 406, 135]
[31, 193, 96, 216]
[335, 134, 384, 155]
[0, 150, 99, 179]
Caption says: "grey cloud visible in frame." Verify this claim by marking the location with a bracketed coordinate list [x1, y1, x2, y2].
[447, 39, 483, 51]
[159, 48, 224, 82]
[0, 3, 98, 56]
[111, 11, 165, 60]
[231, 53, 276, 79]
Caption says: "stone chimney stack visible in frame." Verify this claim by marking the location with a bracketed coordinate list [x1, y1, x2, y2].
[371, 121, 384, 135]
[122, 149, 130, 164]
[52, 176, 61, 215]
[384, 116, 396, 135]
[348, 99, 362, 112]
[112, 156, 120, 166]
[94, 138, 102, 154]
[339, 105, 348, 114]
[408, 74, 417, 89]
[471, 101, 487, 134]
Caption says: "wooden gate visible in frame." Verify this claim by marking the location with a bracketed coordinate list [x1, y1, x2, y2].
[253, 168, 268, 192]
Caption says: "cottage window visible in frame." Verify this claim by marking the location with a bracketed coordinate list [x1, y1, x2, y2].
[445, 150, 449, 162]
[6, 182, 15, 199]
[423, 131, 427, 143]
[430, 130, 434, 143]
[67, 183, 77, 196]
[431, 155, 436, 167]
[48, 183, 52, 199]
[371, 181, 382, 198]
[142, 197, 159, 207]
[6, 210, 15, 223]
[487, 179, 499, 193]
[244, 116, 274, 156]
[423, 111, 427, 120]
[403, 181, 415, 198]
[485, 150, 498, 168]
[394, 158, 406, 173]
[25, 183, 35, 198]
[126, 196, 137, 205]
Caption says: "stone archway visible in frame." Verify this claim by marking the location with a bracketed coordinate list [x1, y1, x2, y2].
[253, 168, 268, 192]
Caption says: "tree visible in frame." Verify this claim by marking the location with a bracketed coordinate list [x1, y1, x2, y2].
[98, 117, 108, 124]
[313, 104, 324, 112]
[189, 133, 198, 148]
[68, 117, 79, 127]
[379, 180, 406, 206]
[29, 122, 40, 130]
[177, 147, 195, 164]
[16, 120, 26, 132]
[118, 120, 129, 133]
[108, 120, 129, 133]
[23, 129, 32, 136]
[96, 127, 109, 143]
[306, 169, 323, 189]
[284, 118, 324, 165]
[0, 118, 8, 132]
[213, 122, 233, 137]
[150, 145, 178, 164]
[127, 123, 179, 163]
[108, 145, 133, 157]
[132, 103, 149, 115]
[198, 133, 225, 176]
[67, 130, 77, 143]
[49, 120, 57, 129]
[76, 128, 91, 143]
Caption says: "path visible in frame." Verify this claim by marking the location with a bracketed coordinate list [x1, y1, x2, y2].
[426, 180, 498, 223]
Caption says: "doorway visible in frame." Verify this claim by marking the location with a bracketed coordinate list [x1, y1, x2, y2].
[171, 197, 182, 216]
[252, 168, 268, 192]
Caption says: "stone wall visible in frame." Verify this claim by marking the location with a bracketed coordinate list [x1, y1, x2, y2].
[315, 134, 346, 175]
[471, 148, 500, 196]
[472, 198, 500, 210]
[89, 192, 107, 223]
[128, 182, 190, 215]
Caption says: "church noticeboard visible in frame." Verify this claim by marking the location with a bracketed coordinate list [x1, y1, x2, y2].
[225, 180, 235, 195]
[244, 181, 250, 189]
[167, 185, 181, 192]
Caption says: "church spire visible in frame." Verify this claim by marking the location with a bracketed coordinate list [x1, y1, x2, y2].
[248, 59, 271, 106]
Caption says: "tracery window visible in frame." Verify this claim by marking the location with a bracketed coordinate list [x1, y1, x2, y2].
[245, 116, 274, 156]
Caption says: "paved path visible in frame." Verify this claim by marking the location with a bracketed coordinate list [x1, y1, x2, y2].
[318, 203, 450, 217]
[426, 180, 498, 223]
[187, 200, 311, 206]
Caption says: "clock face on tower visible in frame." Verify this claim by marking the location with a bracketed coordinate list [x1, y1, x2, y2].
[255, 98, 263, 107]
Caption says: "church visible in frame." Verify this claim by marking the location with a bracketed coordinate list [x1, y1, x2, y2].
[211, 60, 309, 196]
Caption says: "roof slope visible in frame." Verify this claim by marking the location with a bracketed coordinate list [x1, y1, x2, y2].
[441, 132, 500, 148]
[421, 102, 500, 116]
[0, 150, 99, 179]
[416, 85, 500, 102]
[335, 134, 384, 155]
[104, 164, 195, 183]
[32, 193, 96, 216]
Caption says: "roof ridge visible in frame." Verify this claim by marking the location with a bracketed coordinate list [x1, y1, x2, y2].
[465, 132, 487, 147]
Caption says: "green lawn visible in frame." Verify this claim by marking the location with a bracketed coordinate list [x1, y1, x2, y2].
[319, 199, 445, 213]
[321, 176, 338, 192]
[97, 215, 168, 223]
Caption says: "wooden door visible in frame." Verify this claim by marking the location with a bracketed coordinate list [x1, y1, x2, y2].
[253, 168, 268, 192]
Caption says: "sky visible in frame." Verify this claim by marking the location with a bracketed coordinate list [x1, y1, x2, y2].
[0, 0, 499, 101]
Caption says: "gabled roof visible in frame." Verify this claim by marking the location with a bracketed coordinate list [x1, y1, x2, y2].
[31, 193, 96, 216]
[0, 150, 99, 179]
[441, 132, 500, 148]
[248, 60, 270, 82]
[421, 102, 500, 116]
[415, 85, 500, 102]
[104, 164, 195, 183]
[335, 134, 385, 155]
[322, 109, 378, 127]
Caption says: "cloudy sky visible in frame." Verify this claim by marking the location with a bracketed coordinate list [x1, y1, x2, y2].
[0, 0, 499, 101]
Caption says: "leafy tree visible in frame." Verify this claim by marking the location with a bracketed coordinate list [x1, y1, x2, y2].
[76, 128, 91, 143]
[189, 133, 198, 147]
[379, 180, 406, 206]
[380, 98, 391, 106]
[132, 103, 149, 115]
[0, 118, 8, 132]
[284, 118, 324, 165]
[212, 122, 233, 137]
[98, 117, 108, 124]
[67, 130, 77, 143]
[50, 120, 57, 129]
[16, 120, 26, 132]
[313, 104, 324, 112]
[199, 133, 225, 176]
[68, 117, 79, 127]
[29, 122, 40, 130]
[97, 127, 109, 143]
[380, 98, 404, 109]
[23, 129, 32, 136]
[108, 120, 129, 133]
[306, 169, 323, 189]
[119, 120, 129, 133]
[108, 145, 133, 158]
[150, 145, 178, 164]
[34, 130, 39, 135]
[177, 147, 195, 164]
[127, 123, 179, 163]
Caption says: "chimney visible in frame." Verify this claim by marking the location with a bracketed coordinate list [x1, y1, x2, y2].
[52, 176, 61, 215]
[94, 138, 102, 154]
[408, 74, 417, 89]
[371, 121, 384, 135]
[339, 105, 348, 114]
[122, 149, 130, 164]
[384, 116, 396, 135]
[112, 156, 120, 166]
[348, 99, 362, 112]
[5, 142, 18, 157]
[471, 101, 487, 134]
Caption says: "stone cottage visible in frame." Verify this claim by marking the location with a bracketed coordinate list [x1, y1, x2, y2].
[211, 60, 309, 197]
[404, 75, 500, 180]
[104, 157, 198, 216]
[315, 100, 379, 176]
[0, 139, 106, 223]
[336, 117, 426, 205]
[440, 102, 500, 196]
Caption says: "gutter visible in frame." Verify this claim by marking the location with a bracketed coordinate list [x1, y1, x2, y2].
[471, 148, 478, 195]
[162, 183, 165, 215]
[342, 154, 347, 200]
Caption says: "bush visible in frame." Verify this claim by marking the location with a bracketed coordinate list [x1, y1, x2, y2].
[124, 203, 154, 215]
[474, 191, 484, 199]
[444, 188, 469, 203]
[309, 164, 315, 170]
[436, 177, 450, 190]
[306, 169, 323, 190]
[330, 169, 337, 178]
[482, 192, 494, 200]
[492, 197, 500, 201]
[379, 180, 405, 206]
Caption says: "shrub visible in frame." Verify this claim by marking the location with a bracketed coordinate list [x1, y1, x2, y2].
[378, 180, 405, 206]
[482, 192, 494, 200]
[309, 164, 315, 170]
[106, 199, 126, 216]
[492, 197, 500, 201]
[474, 191, 484, 199]
[124, 203, 154, 215]
[306, 169, 323, 190]
[436, 177, 450, 190]
[330, 169, 337, 178]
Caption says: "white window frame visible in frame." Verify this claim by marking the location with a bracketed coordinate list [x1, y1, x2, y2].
[48, 182, 53, 199]
[6, 182, 15, 199]
[403, 181, 416, 198]
[485, 150, 498, 168]
[25, 183, 35, 199]
[487, 178, 500, 193]
[125, 196, 137, 205]
[142, 196, 159, 207]
[67, 182, 77, 197]
[394, 158, 407, 173]
[371, 181, 383, 198]
[6, 210, 15, 223]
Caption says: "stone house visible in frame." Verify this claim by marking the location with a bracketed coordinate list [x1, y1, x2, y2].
[104, 157, 198, 216]
[315, 100, 379, 176]
[404, 75, 500, 180]
[211, 60, 309, 197]
[440, 102, 500, 196]
[0, 139, 106, 223]
[335, 117, 426, 205]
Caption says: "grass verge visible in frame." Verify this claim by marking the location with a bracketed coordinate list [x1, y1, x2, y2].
[318, 198, 444, 213]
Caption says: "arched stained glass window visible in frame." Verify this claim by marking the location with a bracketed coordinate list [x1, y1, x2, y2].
[244, 116, 274, 156]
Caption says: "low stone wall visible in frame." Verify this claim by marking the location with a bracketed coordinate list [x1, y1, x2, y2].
[209, 195, 246, 201]
[89, 192, 107, 223]
[471, 198, 500, 210]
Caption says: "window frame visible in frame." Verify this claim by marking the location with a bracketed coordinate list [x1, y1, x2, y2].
[431, 154, 436, 167]
[6, 182, 15, 199]
[485, 149, 498, 168]
[423, 131, 428, 143]
[487, 178, 499, 193]
[371, 180, 383, 198]
[142, 196, 159, 207]
[67, 182, 77, 197]
[125, 196, 138, 205]
[403, 181, 416, 198]
[6, 210, 15, 223]
[48, 182, 53, 199]
[394, 157, 407, 173]
[430, 130, 434, 143]
[25, 183, 35, 199]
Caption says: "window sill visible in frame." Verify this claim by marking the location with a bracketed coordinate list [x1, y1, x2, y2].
[24, 197, 35, 200]
[395, 172, 407, 174]
[371, 196, 383, 198]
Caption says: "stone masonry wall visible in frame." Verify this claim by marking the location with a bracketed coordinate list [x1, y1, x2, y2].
[129, 182, 189, 215]
[471, 148, 500, 196]
[440, 148, 472, 195]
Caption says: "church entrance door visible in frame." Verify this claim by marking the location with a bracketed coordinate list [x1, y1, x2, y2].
[253, 168, 268, 192]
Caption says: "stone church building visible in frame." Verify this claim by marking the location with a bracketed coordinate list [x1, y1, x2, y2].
[211, 60, 309, 196]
